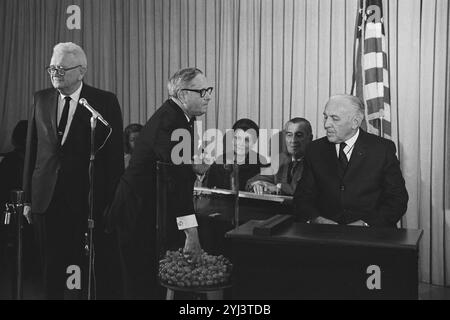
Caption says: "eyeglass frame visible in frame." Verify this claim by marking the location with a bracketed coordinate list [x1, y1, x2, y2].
[46, 65, 82, 76]
[181, 87, 214, 98]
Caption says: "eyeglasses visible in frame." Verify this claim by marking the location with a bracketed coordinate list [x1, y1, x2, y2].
[46, 65, 81, 76]
[182, 87, 213, 98]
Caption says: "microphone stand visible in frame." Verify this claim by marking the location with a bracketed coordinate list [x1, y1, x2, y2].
[86, 116, 97, 300]
[3, 190, 25, 300]
[232, 161, 239, 228]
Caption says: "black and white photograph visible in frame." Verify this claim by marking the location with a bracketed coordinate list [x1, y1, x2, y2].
[0, 0, 449, 304]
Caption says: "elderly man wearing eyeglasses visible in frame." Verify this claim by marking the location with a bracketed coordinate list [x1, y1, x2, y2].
[23, 42, 124, 299]
[107, 67, 213, 299]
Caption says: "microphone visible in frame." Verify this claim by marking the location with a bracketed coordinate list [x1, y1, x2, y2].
[79, 98, 111, 127]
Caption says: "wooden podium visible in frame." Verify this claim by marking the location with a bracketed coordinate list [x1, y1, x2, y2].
[226, 220, 423, 299]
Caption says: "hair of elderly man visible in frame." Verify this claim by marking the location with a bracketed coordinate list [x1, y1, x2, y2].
[52, 42, 87, 68]
[284, 117, 312, 137]
[167, 67, 204, 98]
[327, 94, 365, 118]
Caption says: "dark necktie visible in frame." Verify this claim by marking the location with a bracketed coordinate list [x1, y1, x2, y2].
[287, 160, 299, 184]
[188, 116, 196, 130]
[339, 142, 348, 170]
[57, 96, 71, 144]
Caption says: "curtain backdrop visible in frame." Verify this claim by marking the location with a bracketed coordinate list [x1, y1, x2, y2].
[0, 0, 449, 286]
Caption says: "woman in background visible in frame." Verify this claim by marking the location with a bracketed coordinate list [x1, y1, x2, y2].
[123, 123, 143, 168]
[205, 118, 267, 191]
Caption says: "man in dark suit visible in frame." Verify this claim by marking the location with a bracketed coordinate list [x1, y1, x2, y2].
[108, 67, 212, 299]
[247, 117, 313, 195]
[294, 94, 408, 227]
[23, 42, 124, 299]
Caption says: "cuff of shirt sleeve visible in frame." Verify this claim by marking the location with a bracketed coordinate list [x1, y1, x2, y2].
[176, 214, 198, 230]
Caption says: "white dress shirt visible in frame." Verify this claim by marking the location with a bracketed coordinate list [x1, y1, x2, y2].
[57, 82, 83, 145]
[335, 129, 359, 161]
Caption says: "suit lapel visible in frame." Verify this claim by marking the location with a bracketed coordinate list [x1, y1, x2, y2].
[280, 153, 291, 182]
[47, 90, 59, 143]
[322, 140, 342, 180]
[64, 84, 91, 146]
[343, 130, 368, 180]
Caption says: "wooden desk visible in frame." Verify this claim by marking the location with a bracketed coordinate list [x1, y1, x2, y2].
[193, 188, 293, 256]
[225, 220, 423, 299]
[194, 187, 293, 222]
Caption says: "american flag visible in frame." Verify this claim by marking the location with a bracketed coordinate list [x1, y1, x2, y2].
[352, 0, 391, 138]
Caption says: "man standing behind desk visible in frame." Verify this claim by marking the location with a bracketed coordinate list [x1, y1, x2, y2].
[247, 118, 313, 195]
[108, 68, 212, 299]
[294, 95, 408, 227]
[22, 42, 124, 299]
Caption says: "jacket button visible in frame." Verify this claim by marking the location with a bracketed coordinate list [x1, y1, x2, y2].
[340, 185, 345, 191]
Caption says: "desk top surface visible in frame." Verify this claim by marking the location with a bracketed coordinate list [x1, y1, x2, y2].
[226, 220, 423, 250]
[194, 187, 293, 203]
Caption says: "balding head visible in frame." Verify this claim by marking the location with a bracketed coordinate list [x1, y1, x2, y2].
[323, 94, 365, 143]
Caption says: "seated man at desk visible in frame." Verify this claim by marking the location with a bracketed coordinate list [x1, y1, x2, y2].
[246, 118, 313, 195]
[294, 95, 408, 227]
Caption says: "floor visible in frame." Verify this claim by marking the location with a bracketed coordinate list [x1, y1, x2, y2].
[2, 269, 450, 300]
[418, 282, 450, 300]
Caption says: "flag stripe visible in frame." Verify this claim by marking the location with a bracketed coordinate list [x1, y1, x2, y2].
[364, 67, 383, 84]
[364, 82, 384, 100]
[366, 96, 384, 113]
[363, 52, 387, 69]
[364, 38, 383, 54]
[365, 23, 383, 39]
[383, 86, 391, 103]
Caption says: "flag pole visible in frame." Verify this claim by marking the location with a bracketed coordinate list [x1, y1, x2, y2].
[361, 0, 369, 130]
[351, 0, 363, 95]
[379, 116, 384, 137]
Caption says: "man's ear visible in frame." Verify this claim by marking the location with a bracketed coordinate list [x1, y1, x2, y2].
[352, 114, 362, 129]
[178, 90, 186, 103]
[79, 67, 87, 80]
[358, 113, 365, 127]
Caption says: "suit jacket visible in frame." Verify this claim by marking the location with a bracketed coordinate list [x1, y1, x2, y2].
[294, 129, 408, 227]
[246, 152, 304, 195]
[108, 99, 196, 243]
[23, 84, 124, 225]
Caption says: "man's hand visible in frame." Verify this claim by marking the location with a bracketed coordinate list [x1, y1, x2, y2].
[251, 181, 278, 195]
[192, 153, 213, 175]
[23, 205, 32, 224]
[192, 163, 210, 175]
[310, 216, 338, 225]
[183, 227, 202, 257]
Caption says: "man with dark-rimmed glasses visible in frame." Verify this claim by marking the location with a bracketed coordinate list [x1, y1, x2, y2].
[23, 42, 124, 299]
[108, 67, 213, 299]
